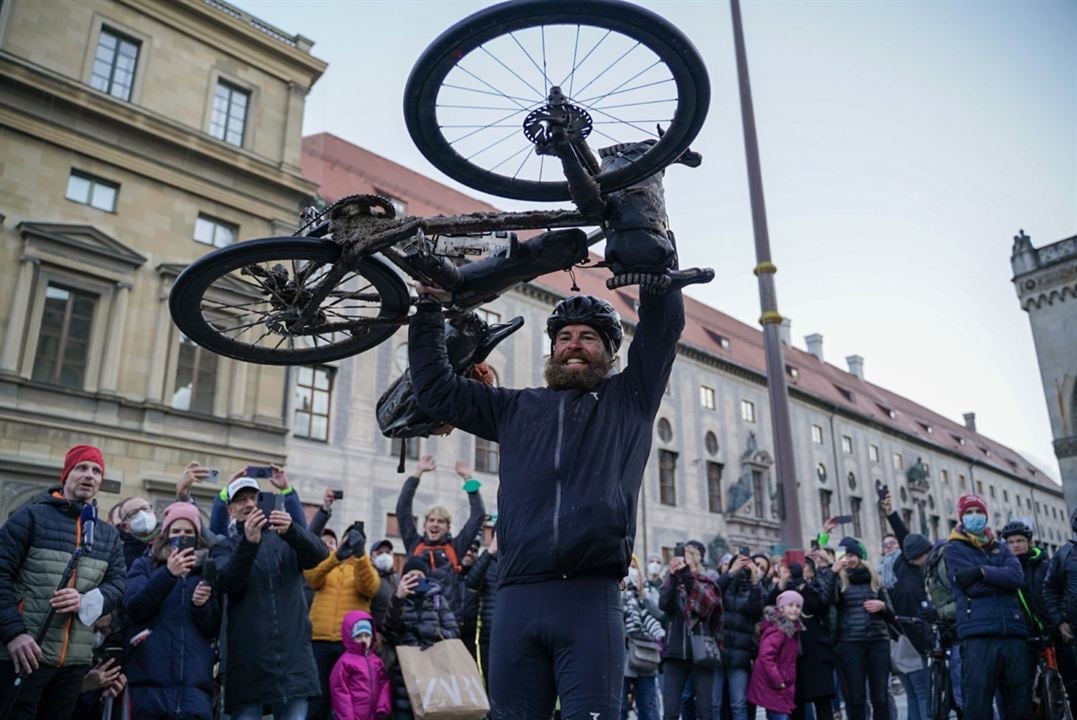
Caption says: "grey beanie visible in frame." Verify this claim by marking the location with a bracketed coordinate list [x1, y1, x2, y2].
[903, 533, 932, 561]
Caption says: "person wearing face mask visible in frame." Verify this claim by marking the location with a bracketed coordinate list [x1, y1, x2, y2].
[716, 554, 764, 720]
[369, 539, 399, 633]
[116, 496, 160, 569]
[621, 555, 664, 720]
[304, 522, 380, 720]
[943, 493, 1030, 720]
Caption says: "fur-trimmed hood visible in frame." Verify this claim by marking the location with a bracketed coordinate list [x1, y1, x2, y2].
[763, 605, 805, 637]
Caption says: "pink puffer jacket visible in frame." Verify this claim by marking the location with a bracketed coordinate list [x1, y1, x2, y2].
[330, 610, 392, 720]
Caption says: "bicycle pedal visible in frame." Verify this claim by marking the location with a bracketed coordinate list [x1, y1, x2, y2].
[606, 272, 671, 294]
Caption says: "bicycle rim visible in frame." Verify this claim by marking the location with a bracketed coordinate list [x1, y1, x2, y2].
[1046, 670, 1074, 720]
[169, 238, 409, 365]
[405, 0, 709, 202]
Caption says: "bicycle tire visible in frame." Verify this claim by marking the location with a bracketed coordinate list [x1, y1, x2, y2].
[169, 237, 409, 365]
[404, 0, 710, 202]
[1043, 668, 1074, 720]
[929, 659, 950, 720]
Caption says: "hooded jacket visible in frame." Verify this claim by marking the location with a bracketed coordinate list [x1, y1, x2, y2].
[123, 555, 220, 719]
[212, 521, 327, 711]
[943, 529, 1027, 640]
[408, 290, 684, 587]
[888, 553, 931, 653]
[0, 489, 125, 667]
[330, 610, 391, 720]
[304, 553, 381, 641]
[746, 607, 803, 713]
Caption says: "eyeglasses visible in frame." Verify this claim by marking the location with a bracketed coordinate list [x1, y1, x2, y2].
[123, 504, 152, 520]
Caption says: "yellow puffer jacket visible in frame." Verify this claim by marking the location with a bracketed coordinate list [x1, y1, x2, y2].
[304, 553, 381, 641]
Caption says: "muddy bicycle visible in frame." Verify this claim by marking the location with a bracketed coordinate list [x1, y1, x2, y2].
[169, 0, 713, 366]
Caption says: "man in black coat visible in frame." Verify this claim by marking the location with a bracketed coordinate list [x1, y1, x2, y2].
[212, 476, 327, 720]
[1044, 510, 1077, 719]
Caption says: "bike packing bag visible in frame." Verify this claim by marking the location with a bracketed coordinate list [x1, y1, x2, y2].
[599, 141, 676, 277]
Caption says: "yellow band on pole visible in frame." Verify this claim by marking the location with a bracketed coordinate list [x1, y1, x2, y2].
[759, 311, 783, 325]
[754, 261, 777, 276]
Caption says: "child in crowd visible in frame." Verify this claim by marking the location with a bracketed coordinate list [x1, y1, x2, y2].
[747, 590, 806, 720]
[330, 611, 392, 720]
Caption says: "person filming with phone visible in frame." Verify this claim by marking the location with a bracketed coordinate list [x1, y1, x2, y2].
[211, 473, 328, 720]
[123, 502, 219, 719]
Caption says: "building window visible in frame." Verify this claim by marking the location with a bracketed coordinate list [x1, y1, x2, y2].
[930, 515, 940, 540]
[850, 497, 863, 537]
[700, 385, 716, 410]
[892, 452, 903, 471]
[171, 335, 219, 414]
[704, 431, 719, 456]
[90, 27, 139, 101]
[902, 508, 914, 529]
[193, 214, 238, 248]
[475, 437, 500, 474]
[657, 418, 673, 443]
[294, 366, 333, 441]
[741, 399, 756, 423]
[31, 284, 96, 389]
[959, 474, 967, 490]
[847, 471, 857, 491]
[385, 513, 401, 538]
[941, 469, 949, 485]
[390, 437, 420, 460]
[976, 480, 983, 495]
[819, 489, 832, 525]
[477, 308, 501, 325]
[706, 461, 723, 513]
[65, 171, 118, 212]
[210, 80, 249, 147]
[816, 463, 827, 484]
[752, 469, 765, 518]
[812, 425, 824, 445]
[989, 485, 996, 499]
[869, 444, 880, 462]
[842, 435, 854, 455]
[658, 449, 677, 506]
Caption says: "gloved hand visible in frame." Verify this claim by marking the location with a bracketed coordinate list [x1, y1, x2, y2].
[336, 528, 366, 560]
[955, 567, 983, 590]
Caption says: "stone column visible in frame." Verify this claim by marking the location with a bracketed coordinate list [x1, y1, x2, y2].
[229, 355, 248, 419]
[98, 282, 131, 393]
[1, 255, 38, 374]
[145, 285, 173, 403]
[280, 81, 308, 173]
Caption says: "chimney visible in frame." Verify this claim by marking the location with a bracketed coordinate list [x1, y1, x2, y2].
[846, 355, 864, 381]
[805, 333, 824, 362]
[963, 412, 977, 432]
[779, 317, 791, 345]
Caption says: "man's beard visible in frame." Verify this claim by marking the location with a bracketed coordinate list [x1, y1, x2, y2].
[544, 353, 614, 391]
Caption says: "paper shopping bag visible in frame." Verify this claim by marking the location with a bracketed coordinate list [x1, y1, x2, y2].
[396, 639, 490, 720]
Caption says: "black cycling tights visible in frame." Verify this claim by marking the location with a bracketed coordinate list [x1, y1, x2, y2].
[489, 577, 623, 720]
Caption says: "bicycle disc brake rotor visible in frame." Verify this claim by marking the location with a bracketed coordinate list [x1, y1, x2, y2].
[523, 89, 593, 153]
[241, 263, 340, 338]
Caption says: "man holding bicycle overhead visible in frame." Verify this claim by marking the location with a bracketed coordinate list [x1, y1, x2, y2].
[409, 272, 683, 718]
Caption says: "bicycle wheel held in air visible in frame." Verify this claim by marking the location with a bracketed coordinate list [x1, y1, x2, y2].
[168, 237, 410, 366]
[404, 0, 710, 202]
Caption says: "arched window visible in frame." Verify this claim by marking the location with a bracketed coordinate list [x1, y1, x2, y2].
[657, 418, 673, 443]
[704, 431, 719, 456]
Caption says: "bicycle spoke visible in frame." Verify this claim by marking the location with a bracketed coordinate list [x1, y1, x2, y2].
[508, 32, 549, 98]
[441, 83, 536, 105]
[586, 106, 661, 138]
[251, 326, 274, 347]
[201, 298, 272, 311]
[539, 153, 545, 182]
[576, 78, 675, 106]
[437, 103, 528, 111]
[479, 45, 545, 101]
[568, 25, 581, 98]
[541, 26, 549, 96]
[488, 142, 535, 174]
[571, 42, 641, 100]
[591, 126, 627, 146]
[465, 127, 524, 162]
[511, 144, 535, 180]
[446, 107, 528, 147]
[590, 98, 678, 111]
[559, 29, 612, 91]
[582, 59, 664, 109]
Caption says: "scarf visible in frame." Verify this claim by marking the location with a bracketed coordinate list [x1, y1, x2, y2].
[947, 524, 994, 549]
[763, 606, 806, 637]
[879, 551, 900, 590]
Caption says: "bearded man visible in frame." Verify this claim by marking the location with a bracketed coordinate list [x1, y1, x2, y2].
[408, 283, 684, 719]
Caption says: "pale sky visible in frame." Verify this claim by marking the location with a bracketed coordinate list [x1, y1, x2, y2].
[237, 0, 1076, 483]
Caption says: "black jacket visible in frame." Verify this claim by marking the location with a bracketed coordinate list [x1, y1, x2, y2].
[790, 577, 835, 702]
[816, 566, 895, 644]
[408, 290, 684, 587]
[716, 572, 763, 669]
[888, 554, 931, 653]
[465, 551, 499, 644]
[371, 567, 400, 633]
[1045, 540, 1077, 630]
[212, 523, 327, 712]
[1018, 547, 1052, 635]
[385, 582, 459, 720]
[658, 571, 722, 661]
[119, 529, 150, 570]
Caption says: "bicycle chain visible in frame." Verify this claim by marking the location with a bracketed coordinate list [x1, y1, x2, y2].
[296, 193, 397, 235]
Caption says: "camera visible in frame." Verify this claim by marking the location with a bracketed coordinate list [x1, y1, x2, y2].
[673, 542, 685, 558]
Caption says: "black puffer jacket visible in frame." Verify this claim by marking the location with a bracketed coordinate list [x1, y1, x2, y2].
[888, 554, 931, 653]
[816, 565, 894, 643]
[1045, 540, 1077, 630]
[1019, 547, 1052, 634]
[465, 550, 498, 646]
[790, 577, 836, 702]
[716, 571, 763, 669]
[385, 582, 459, 719]
[371, 567, 399, 633]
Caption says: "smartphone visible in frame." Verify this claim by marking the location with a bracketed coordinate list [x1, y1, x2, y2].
[102, 645, 124, 664]
[257, 491, 283, 518]
[332, 489, 344, 500]
[206, 468, 221, 484]
[673, 542, 685, 558]
[739, 546, 751, 557]
[169, 535, 197, 552]
[876, 481, 889, 499]
[810, 538, 820, 551]
[413, 578, 432, 595]
[834, 514, 855, 525]
[246, 465, 274, 479]
[202, 557, 217, 586]
[835, 548, 847, 562]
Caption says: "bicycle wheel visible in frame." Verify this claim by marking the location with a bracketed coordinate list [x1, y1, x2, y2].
[169, 237, 409, 365]
[404, 0, 710, 202]
[1043, 669, 1075, 720]
[929, 659, 950, 720]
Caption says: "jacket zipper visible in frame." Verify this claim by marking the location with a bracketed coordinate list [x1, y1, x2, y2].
[178, 579, 187, 716]
[552, 395, 565, 571]
[364, 651, 375, 720]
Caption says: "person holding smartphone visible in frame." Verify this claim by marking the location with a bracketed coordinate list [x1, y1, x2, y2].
[123, 502, 219, 719]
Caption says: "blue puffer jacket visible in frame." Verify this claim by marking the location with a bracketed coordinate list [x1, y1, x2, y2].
[943, 531, 1027, 640]
[408, 290, 683, 586]
[124, 556, 220, 719]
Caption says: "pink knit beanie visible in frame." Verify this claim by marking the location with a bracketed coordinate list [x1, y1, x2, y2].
[161, 502, 202, 535]
[777, 590, 804, 608]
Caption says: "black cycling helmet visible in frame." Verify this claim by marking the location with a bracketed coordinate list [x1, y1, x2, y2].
[546, 295, 623, 355]
[1000, 520, 1033, 540]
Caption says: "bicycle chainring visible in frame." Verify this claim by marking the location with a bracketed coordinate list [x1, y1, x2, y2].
[328, 194, 397, 221]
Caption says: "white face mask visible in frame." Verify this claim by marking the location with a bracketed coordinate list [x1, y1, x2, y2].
[373, 554, 394, 572]
[627, 567, 640, 585]
[128, 510, 157, 536]
[647, 562, 662, 577]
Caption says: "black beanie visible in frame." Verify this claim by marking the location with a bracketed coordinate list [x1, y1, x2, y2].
[402, 556, 429, 577]
[902, 534, 932, 562]
[838, 536, 867, 560]
[685, 540, 707, 562]
[788, 562, 804, 581]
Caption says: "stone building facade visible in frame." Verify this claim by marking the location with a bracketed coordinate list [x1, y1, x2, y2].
[285, 133, 1070, 565]
[1012, 230, 1077, 512]
[0, 0, 324, 518]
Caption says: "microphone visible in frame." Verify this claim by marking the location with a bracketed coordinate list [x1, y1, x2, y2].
[80, 502, 97, 551]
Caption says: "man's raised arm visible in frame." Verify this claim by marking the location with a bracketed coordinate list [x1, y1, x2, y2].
[620, 288, 685, 414]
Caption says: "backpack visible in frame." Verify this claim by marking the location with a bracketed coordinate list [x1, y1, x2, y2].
[412, 541, 462, 574]
[924, 544, 955, 623]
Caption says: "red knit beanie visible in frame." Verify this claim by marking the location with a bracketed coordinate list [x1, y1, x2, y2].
[61, 445, 105, 482]
[957, 493, 987, 518]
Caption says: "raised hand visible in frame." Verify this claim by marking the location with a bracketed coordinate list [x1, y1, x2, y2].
[244, 508, 267, 544]
[455, 461, 472, 479]
[269, 464, 289, 491]
[267, 509, 292, 535]
[166, 548, 197, 578]
[415, 455, 436, 476]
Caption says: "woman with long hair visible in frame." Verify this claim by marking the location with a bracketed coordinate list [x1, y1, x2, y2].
[815, 537, 895, 720]
[622, 555, 664, 720]
[124, 502, 219, 720]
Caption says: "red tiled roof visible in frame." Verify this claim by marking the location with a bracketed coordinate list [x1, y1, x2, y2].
[301, 133, 1060, 495]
